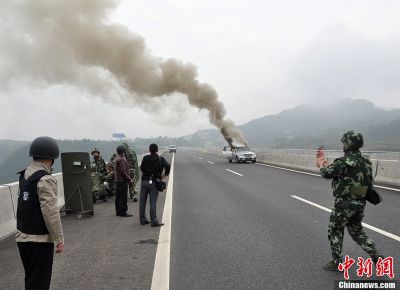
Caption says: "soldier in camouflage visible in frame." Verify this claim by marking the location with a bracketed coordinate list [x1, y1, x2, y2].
[110, 143, 139, 201]
[317, 131, 383, 271]
[91, 148, 108, 202]
[91, 148, 107, 175]
[123, 143, 139, 201]
[104, 162, 116, 197]
[90, 163, 107, 203]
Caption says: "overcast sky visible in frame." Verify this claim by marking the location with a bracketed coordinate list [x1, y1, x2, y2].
[1, 0, 400, 141]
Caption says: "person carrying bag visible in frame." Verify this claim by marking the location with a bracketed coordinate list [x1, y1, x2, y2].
[139, 144, 171, 227]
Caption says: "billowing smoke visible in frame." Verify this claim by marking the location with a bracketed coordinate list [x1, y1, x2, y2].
[0, 0, 247, 146]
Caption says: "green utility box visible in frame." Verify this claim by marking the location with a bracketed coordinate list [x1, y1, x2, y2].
[61, 152, 94, 216]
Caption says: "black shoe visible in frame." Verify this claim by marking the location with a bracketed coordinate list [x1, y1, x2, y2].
[120, 213, 133, 217]
[323, 260, 341, 272]
[140, 220, 150, 225]
[151, 223, 164, 227]
[133, 197, 138, 202]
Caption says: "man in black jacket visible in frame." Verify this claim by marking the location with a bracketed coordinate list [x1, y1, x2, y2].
[139, 144, 171, 227]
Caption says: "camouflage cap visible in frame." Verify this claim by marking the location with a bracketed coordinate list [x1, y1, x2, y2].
[91, 148, 100, 155]
[341, 130, 364, 151]
[106, 162, 114, 168]
[122, 142, 129, 148]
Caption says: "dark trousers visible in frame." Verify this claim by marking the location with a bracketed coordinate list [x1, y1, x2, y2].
[17, 242, 54, 290]
[139, 180, 159, 223]
[115, 182, 128, 216]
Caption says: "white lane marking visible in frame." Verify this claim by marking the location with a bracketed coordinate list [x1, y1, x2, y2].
[291, 195, 331, 212]
[151, 154, 175, 290]
[226, 169, 244, 176]
[198, 157, 203, 160]
[291, 195, 400, 242]
[375, 185, 400, 192]
[208, 161, 215, 165]
[257, 163, 400, 192]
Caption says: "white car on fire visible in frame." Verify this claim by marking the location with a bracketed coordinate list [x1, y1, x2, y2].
[222, 145, 257, 163]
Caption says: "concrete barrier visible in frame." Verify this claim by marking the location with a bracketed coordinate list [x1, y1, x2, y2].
[254, 152, 400, 187]
[0, 185, 16, 241]
[1, 173, 66, 241]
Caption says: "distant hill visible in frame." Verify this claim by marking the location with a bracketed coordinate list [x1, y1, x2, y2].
[176, 99, 400, 150]
[0, 140, 29, 165]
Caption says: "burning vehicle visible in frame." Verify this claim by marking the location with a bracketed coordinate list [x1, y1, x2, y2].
[222, 144, 257, 163]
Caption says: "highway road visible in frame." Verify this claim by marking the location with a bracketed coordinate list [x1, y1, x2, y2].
[169, 150, 400, 290]
[0, 150, 399, 289]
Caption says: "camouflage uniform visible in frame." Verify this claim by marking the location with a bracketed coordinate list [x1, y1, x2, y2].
[123, 143, 139, 200]
[92, 157, 107, 176]
[90, 164, 107, 202]
[104, 162, 116, 197]
[91, 148, 108, 202]
[320, 131, 381, 269]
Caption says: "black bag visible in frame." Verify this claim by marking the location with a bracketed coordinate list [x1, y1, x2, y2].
[155, 157, 166, 192]
[366, 186, 382, 205]
[155, 178, 166, 192]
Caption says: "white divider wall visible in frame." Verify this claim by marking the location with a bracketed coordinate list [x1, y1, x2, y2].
[0, 185, 16, 241]
[1, 174, 66, 241]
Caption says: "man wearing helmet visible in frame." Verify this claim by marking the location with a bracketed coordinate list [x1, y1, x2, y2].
[91, 148, 107, 176]
[114, 144, 133, 217]
[16, 136, 64, 290]
[317, 131, 382, 271]
[90, 148, 108, 203]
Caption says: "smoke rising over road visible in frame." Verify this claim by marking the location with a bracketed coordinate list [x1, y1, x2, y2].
[0, 0, 246, 146]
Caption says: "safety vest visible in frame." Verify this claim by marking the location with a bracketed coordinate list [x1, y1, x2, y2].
[16, 169, 50, 235]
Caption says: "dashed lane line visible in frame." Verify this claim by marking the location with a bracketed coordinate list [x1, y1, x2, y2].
[226, 169, 244, 177]
[151, 154, 175, 290]
[291, 195, 400, 242]
[208, 161, 215, 165]
[256, 163, 400, 192]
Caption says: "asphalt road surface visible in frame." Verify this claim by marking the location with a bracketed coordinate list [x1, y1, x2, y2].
[170, 150, 399, 290]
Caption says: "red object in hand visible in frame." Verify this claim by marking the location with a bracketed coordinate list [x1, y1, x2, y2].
[316, 146, 327, 168]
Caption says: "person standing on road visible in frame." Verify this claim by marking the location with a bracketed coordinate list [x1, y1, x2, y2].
[16, 136, 64, 290]
[139, 144, 171, 227]
[114, 145, 133, 217]
[122, 142, 139, 202]
[317, 131, 383, 271]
